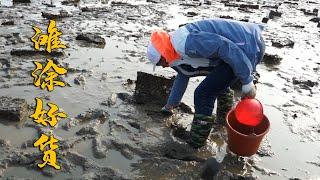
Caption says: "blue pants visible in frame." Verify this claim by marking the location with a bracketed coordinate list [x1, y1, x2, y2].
[194, 63, 236, 116]
[167, 63, 236, 116]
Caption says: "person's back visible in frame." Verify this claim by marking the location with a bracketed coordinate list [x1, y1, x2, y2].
[184, 19, 264, 68]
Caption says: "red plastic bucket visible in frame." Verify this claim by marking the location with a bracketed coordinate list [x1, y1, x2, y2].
[226, 110, 270, 156]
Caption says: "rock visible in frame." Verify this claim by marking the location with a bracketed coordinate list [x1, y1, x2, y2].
[262, 53, 282, 65]
[0, 139, 10, 147]
[134, 72, 174, 105]
[257, 138, 274, 157]
[262, 17, 269, 23]
[76, 126, 99, 136]
[76, 33, 106, 47]
[128, 121, 140, 130]
[110, 1, 137, 7]
[95, 167, 130, 180]
[310, 17, 320, 23]
[300, 8, 318, 16]
[10, 48, 64, 57]
[101, 93, 117, 106]
[204, 1, 212, 5]
[117, 93, 134, 103]
[1, 20, 14, 26]
[21, 140, 34, 149]
[224, 3, 240, 7]
[146, 0, 160, 3]
[269, 10, 282, 19]
[282, 23, 305, 28]
[239, 4, 259, 9]
[5, 152, 42, 166]
[61, 0, 80, 5]
[186, 11, 198, 17]
[92, 137, 107, 159]
[318, 22, 320, 28]
[41, 10, 72, 19]
[201, 158, 222, 180]
[262, 5, 278, 9]
[0, 96, 28, 121]
[271, 38, 294, 48]
[65, 151, 96, 170]
[76, 109, 109, 123]
[13, 0, 31, 3]
[283, 1, 298, 5]
[179, 2, 201, 7]
[219, 15, 234, 19]
[177, 102, 194, 114]
[214, 170, 257, 179]
[162, 141, 201, 162]
[74, 74, 86, 85]
[292, 78, 318, 88]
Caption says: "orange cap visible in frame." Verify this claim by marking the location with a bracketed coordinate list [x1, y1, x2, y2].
[150, 30, 181, 65]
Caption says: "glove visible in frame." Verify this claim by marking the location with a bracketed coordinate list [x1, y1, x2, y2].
[241, 81, 256, 98]
[161, 105, 174, 115]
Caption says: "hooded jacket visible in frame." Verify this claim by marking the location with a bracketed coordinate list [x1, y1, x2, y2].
[169, 19, 265, 85]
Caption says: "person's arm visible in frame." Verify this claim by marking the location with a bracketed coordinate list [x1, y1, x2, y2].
[162, 72, 189, 113]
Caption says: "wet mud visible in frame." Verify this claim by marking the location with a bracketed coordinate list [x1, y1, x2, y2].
[0, 0, 320, 179]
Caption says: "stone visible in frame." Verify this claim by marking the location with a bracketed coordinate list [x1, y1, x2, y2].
[201, 158, 222, 180]
[186, 11, 198, 17]
[219, 15, 234, 19]
[282, 23, 305, 28]
[10, 49, 64, 57]
[0, 139, 10, 147]
[239, 4, 259, 9]
[117, 93, 133, 103]
[41, 10, 72, 19]
[283, 1, 298, 5]
[74, 74, 86, 85]
[146, 0, 160, 3]
[76, 126, 99, 136]
[134, 71, 174, 105]
[300, 8, 318, 16]
[0, 96, 28, 121]
[310, 17, 320, 23]
[76, 33, 106, 47]
[92, 137, 107, 159]
[61, 0, 80, 5]
[1, 20, 14, 26]
[21, 140, 34, 149]
[177, 102, 193, 114]
[101, 93, 117, 106]
[214, 167, 257, 179]
[262, 53, 282, 65]
[13, 0, 31, 3]
[262, 17, 269, 23]
[204, 1, 212, 5]
[271, 38, 294, 48]
[269, 10, 282, 19]
[292, 78, 318, 88]
[224, 3, 240, 7]
[76, 109, 109, 123]
[179, 2, 201, 7]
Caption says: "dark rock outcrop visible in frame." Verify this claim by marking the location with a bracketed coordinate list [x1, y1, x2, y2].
[272, 38, 294, 48]
[269, 10, 282, 19]
[262, 53, 282, 65]
[76, 33, 106, 47]
[0, 96, 28, 121]
[134, 72, 174, 105]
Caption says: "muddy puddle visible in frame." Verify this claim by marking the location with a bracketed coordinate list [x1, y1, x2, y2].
[1, 0, 320, 179]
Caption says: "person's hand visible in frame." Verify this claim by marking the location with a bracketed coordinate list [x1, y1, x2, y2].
[241, 81, 256, 99]
[161, 105, 174, 115]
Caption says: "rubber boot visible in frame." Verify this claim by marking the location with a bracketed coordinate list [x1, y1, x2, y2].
[188, 114, 215, 148]
[216, 89, 234, 126]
